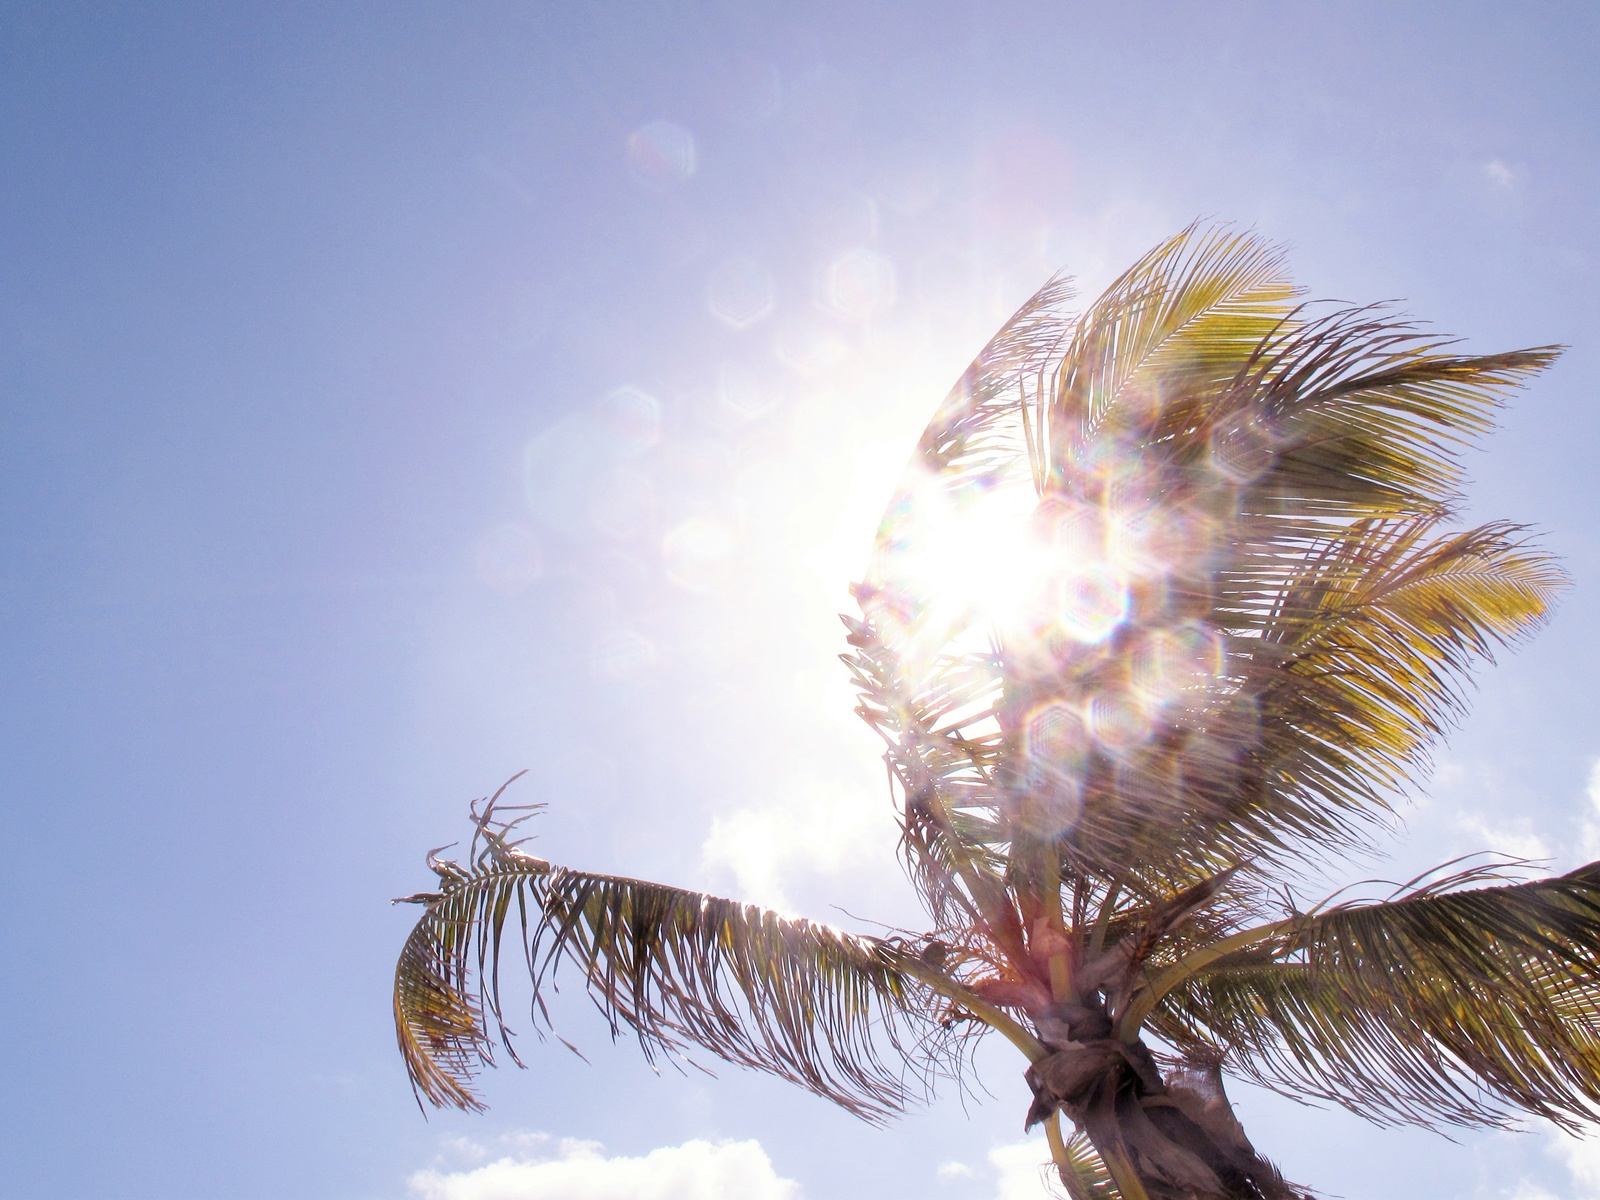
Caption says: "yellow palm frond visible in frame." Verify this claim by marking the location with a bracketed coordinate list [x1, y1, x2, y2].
[852, 224, 1563, 897]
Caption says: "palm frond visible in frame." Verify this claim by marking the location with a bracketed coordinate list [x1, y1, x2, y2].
[1048, 223, 1299, 469]
[393, 844, 942, 1119]
[987, 238, 1558, 876]
[1053, 1123, 1120, 1200]
[895, 273, 1074, 502]
[1072, 517, 1569, 874]
[1147, 863, 1600, 1131]
[1249, 518, 1564, 817]
[840, 605, 1025, 947]
[394, 901, 494, 1111]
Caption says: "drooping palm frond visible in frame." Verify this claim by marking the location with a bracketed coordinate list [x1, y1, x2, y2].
[392, 833, 943, 1119]
[394, 897, 494, 1111]
[1141, 863, 1600, 1131]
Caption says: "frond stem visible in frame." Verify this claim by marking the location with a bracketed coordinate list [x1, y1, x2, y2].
[895, 956, 1048, 1063]
[1118, 918, 1296, 1038]
[1088, 878, 1123, 959]
[1044, 1112, 1086, 1200]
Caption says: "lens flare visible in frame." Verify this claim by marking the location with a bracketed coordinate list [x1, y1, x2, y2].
[663, 516, 736, 592]
[1020, 700, 1087, 836]
[707, 257, 776, 330]
[881, 474, 1043, 634]
[716, 364, 779, 421]
[1129, 624, 1227, 711]
[1086, 690, 1151, 753]
[597, 386, 662, 455]
[1052, 565, 1129, 644]
[626, 120, 696, 186]
[1209, 414, 1278, 483]
[775, 321, 850, 375]
[822, 249, 896, 320]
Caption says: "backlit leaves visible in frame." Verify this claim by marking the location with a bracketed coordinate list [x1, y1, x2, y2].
[393, 849, 940, 1119]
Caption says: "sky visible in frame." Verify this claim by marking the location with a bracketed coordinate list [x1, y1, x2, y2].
[2, 3, 1600, 1198]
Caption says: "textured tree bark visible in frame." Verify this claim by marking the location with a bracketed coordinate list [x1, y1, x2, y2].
[1026, 1043, 1310, 1200]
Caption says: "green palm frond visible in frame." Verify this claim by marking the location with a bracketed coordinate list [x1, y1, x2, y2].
[1072, 516, 1567, 874]
[392, 837, 941, 1119]
[1047, 223, 1299, 465]
[1145, 863, 1600, 1131]
[1250, 519, 1563, 820]
[850, 225, 1563, 893]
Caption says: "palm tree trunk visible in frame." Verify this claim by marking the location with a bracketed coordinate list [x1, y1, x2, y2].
[1030, 1043, 1309, 1200]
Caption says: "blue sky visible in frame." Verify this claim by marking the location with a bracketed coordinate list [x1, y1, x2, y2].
[3, 3, 1600, 1198]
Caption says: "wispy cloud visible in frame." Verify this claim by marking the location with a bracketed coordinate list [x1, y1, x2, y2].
[1504, 1124, 1600, 1200]
[1550, 1127, 1600, 1199]
[700, 780, 897, 912]
[1454, 810, 1552, 864]
[1577, 761, 1600, 866]
[988, 1138, 1063, 1200]
[1484, 158, 1517, 189]
[409, 1136, 800, 1200]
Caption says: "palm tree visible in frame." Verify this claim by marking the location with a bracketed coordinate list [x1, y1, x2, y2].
[392, 226, 1594, 1200]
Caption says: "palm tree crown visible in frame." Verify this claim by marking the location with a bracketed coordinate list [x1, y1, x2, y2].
[393, 226, 1586, 1200]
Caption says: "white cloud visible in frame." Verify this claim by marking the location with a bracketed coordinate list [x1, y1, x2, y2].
[1504, 1124, 1600, 1200]
[988, 1138, 1062, 1200]
[1553, 1127, 1600, 1199]
[1454, 811, 1551, 864]
[700, 780, 897, 911]
[409, 1136, 800, 1200]
[937, 1160, 975, 1180]
[1577, 761, 1600, 865]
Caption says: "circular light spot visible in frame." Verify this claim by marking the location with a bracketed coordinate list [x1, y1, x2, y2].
[1020, 702, 1086, 837]
[717, 364, 779, 421]
[1210, 415, 1278, 483]
[775, 321, 849, 374]
[1054, 565, 1129, 643]
[1087, 691, 1151, 753]
[1025, 701, 1088, 771]
[1130, 624, 1226, 709]
[707, 257, 776, 330]
[593, 630, 656, 682]
[627, 120, 696, 187]
[597, 386, 662, 455]
[663, 516, 736, 591]
[821, 248, 896, 320]
[524, 417, 611, 535]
